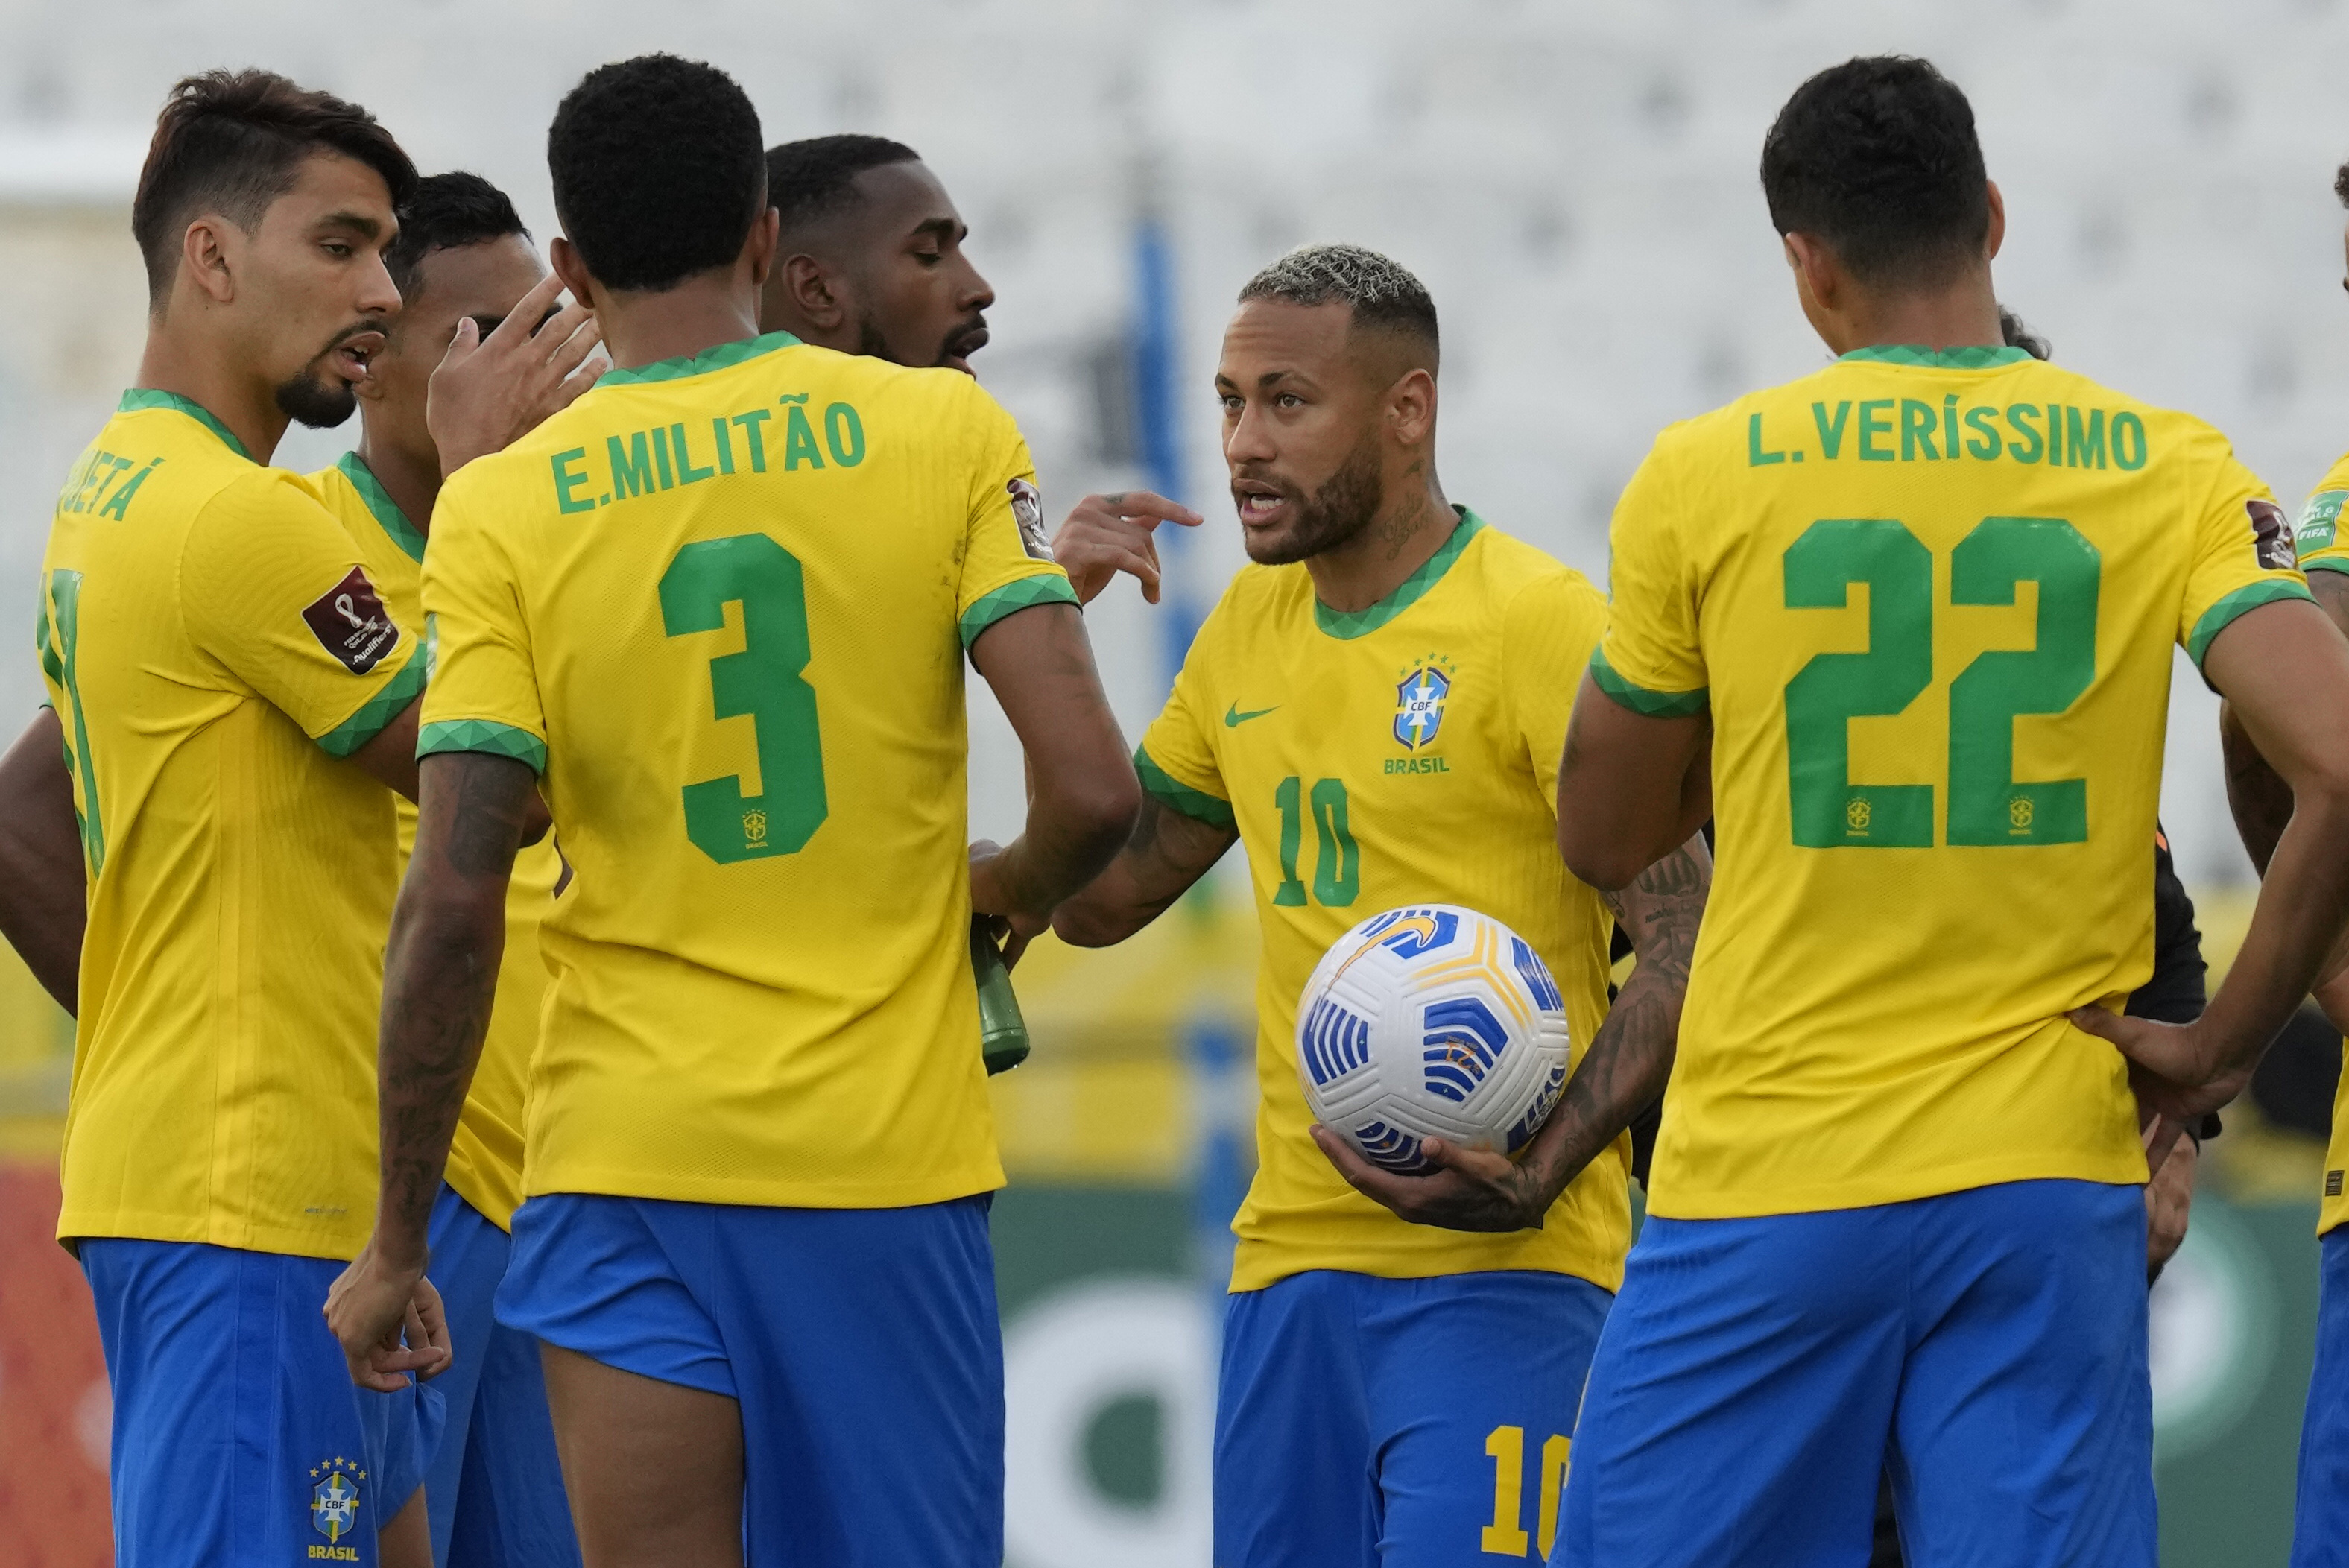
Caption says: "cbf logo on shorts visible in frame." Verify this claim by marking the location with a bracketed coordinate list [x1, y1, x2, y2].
[1393, 655, 1454, 749]
[307, 1455, 364, 1559]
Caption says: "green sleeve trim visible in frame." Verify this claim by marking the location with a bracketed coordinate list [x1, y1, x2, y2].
[314, 645, 426, 758]
[1134, 745, 1235, 832]
[959, 572, 1080, 649]
[2301, 557, 2349, 578]
[1587, 646, 1708, 718]
[2187, 578, 2316, 666]
[417, 718, 548, 776]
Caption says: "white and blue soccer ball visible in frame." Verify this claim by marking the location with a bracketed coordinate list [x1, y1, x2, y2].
[1297, 904, 1573, 1175]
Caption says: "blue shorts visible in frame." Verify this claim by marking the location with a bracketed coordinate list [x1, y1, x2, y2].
[1554, 1178, 2153, 1568]
[2293, 1227, 2349, 1566]
[496, 1190, 1002, 1568]
[423, 1185, 578, 1568]
[1215, 1268, 1611, 1567]
[80, 1238, 446, 1566]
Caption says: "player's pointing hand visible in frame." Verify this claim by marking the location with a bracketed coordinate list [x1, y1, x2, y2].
[325, 1236, 453, 1392]
[427, 268, 604, 478]
[1050, 491, 1203, 606]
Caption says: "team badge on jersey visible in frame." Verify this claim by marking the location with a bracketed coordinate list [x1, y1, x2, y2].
[307, 1455, 365, 1554]
[1393, 657, 1453, 750]
[1006, 477, 1053, 561]
[2248, 497, 2296, 572]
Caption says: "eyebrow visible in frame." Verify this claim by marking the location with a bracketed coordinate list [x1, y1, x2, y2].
[317, 209, 385, 239]
[908, 216, 958, 244]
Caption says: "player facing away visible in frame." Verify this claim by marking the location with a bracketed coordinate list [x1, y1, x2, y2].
[1049, 244, 1709, 1567]
[758, 133, 1206, 591]
[1550, 57, 2349, 1568]
[306, 170, 595, 1568]
[28, 71, 446, 1567]
[323, 54, 1139, 1568]
[2223, 156, 2349, 1568]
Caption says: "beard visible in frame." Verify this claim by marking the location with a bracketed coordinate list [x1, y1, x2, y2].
[274, 367, 358, 430]
[852, 310, 988, 370]
[1239, 426, 1385, 566]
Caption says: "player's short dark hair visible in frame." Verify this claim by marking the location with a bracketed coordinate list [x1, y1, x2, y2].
[2334, 159, 2349, 209]
[766, 134, 922, 232]
[384, 171, 530, 299]
[1760, 56, 1990, 290]
[1998, 306, 2050, 361]
[547, 54, 765, 294]
[1236, 243, 1439, 362]
[132, 69, 417, 307]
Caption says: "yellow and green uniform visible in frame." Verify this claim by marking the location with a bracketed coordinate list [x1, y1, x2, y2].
[1137, 510, 1630, 1293]
[40, 391, 426, 1256]
[2292, 449, 2349, 1236]
[308, 452, 559, 1230]
[420, 332, 1074, 1210]
[1596, 344, 2310, 1221]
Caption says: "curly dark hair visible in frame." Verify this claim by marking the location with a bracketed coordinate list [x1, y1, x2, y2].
[548, 54, 765, 293]
[1760, 56, 1989, 290]
[383, 171, 530, 299]
[133, 69, 415, 307]
[766, 134, 921, 233]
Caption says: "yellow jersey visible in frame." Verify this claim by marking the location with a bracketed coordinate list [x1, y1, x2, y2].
[1596, 344, 2310, 1221]
[1136, 511, 1631, 1293]
[41, 391, 426, 1257]
[420, 331, 1075, 1210]
[309, 452, 562, 1230]
[2289, 448, 2349, 1236]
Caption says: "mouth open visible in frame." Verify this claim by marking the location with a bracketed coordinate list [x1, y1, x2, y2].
[941, 320, 990, 376]
[326, 329, 387, 385]
[1233, 478, 1292, 528]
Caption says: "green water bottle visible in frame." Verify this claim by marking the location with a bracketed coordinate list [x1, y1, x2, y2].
[972, 917, 1031, 1075]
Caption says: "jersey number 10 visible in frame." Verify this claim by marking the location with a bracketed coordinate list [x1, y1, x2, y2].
[1783, 516, 2096, 850]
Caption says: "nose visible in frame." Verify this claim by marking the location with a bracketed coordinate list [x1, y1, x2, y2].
[1225, 398, 1276, 467]
[955, 253, 994, 314]
[357, 249, 402, 320]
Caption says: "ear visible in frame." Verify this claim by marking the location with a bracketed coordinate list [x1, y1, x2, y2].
[743, 206, 780, 290]
[1386, 366, 1437, 448]
[548, 237, 600, 314]
[180, 215, 238, 307]
[1783, 231, 1839, 312]
[1983, 180, 2006, 263]
[780, 253, 849, 332]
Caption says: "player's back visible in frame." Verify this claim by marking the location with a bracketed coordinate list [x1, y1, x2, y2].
[1596, 345, 2308, 1220]
[422, 331, 1074, 1209]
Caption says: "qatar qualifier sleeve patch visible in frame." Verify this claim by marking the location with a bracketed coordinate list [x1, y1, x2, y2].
[2248, 498, 2298, 572]
[302, 566, 402, 674]
[1008, 477, 1054, 561]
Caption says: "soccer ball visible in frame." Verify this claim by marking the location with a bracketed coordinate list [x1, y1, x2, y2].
[1297, 904, 1573, 1175]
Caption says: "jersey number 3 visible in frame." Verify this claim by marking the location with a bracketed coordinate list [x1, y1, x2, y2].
[660, 533, 828, 864]
[1783, 516, 2097, 850]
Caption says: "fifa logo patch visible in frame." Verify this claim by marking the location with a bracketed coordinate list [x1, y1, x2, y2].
[307, 1456, 365, 1555]
[1393, 654, 1455, 750]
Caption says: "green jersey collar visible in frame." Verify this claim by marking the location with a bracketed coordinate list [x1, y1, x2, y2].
[1313, 506, 1485, 640]
[1837, 344, 2029, 370]
[595, 329, 803, 390]
[118, 388, 253, 462]
[335, 452, 426, 564]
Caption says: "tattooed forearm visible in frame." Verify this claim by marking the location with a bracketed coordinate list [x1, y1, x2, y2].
[1052, 791, 1236, 946]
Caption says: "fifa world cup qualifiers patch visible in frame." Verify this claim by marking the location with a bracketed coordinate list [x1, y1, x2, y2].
[2248, 498, 2297, 572]
[1007, 477, 1053, 561]
[302, 566, 401, 674]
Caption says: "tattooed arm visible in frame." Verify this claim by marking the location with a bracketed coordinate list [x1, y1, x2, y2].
[1312, 832, 1712, 1231]
[325, 750, 534, 1391]
[1053, 789, 1239, 947]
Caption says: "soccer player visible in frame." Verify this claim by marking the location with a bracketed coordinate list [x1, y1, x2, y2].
[306, 170, 589, 1568]
[1549, 56, 2349, 1567]
[28, 69, 445, 1567]
[759, 133, 1204, 595]
[1049, 244, 1709, 1567]
[2220, 156, 2349, 1568]
[323, 54, 1139, 1568]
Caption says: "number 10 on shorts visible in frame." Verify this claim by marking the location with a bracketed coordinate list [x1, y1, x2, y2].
[1483, 1423, 1570, 1558]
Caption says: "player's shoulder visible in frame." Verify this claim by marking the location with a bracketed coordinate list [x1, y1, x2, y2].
[1460, 518, 1599, 603]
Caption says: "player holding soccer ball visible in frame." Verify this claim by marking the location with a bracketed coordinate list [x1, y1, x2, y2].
[1551, 57, 2349, 1567]
[1052, 244, 1708, 1567]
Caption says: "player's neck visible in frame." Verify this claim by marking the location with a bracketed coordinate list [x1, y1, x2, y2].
[355, 426, 441, 536]
[134, 326, 292, 464]
[1307, 471, 1455, 616]
[1815, 273, 2004, 358]
[599, 278, 764, 373]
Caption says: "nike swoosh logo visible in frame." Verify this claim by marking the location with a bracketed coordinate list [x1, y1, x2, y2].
[1224, 702, 1279, 728]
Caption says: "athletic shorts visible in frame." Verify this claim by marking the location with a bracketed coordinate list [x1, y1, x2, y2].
[422, 1184, 578, 1568]
[1552, 1178, 2153, 1568]
[80, 1237, 446, 1567]
[2293, 1227, 2349, 1567]
[496, 1190, 1002, 1568]
[1215, 1268, 1611, 1567]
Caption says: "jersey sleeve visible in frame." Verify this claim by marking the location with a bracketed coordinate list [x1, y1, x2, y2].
[1590, 440, 1708, 717]
[416, 478, 547, 774]
[177, 468, 425, 756]
[2178, 446, 2315, 671]
[952, 383, 1078, 651]
[1503, 572, 1612, 809]
[1134, 640, 1233, 832]
[2295, 455, 2349, 578]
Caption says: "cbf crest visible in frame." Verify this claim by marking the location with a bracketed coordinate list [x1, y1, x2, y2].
[309, 1455, 366, 1554]
[1393, 654, 1455, 750]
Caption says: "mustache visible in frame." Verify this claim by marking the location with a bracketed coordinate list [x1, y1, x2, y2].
[941, 313, 989, 361]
